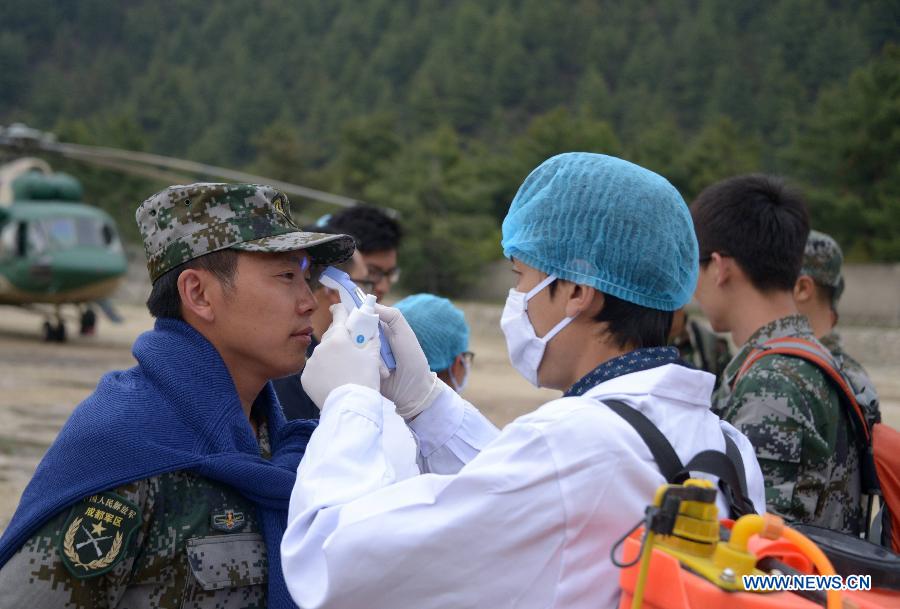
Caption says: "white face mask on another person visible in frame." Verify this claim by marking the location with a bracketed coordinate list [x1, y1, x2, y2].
[500, 274, 576, 387]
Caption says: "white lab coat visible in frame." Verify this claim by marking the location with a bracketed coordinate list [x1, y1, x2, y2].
[281, 364, 766, 609]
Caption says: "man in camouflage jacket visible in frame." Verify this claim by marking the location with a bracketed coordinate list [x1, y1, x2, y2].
[794, 229, 880, 428]
[691, 176, 864, 535]
[0, 184, 354, 608]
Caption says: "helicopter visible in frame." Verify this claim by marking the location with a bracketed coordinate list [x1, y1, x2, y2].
[0, 156, 127, 341]
[0, 122, 367, 342]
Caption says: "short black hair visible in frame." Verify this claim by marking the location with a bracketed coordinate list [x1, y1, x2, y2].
[549, 282, 673, 350]
[146, 249, 239, 319]
[690, 174, 809, 292]
[327, 206, 402, 253]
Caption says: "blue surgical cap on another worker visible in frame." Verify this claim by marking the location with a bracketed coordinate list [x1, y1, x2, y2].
[501, 152, 698, 311]
[395, 294, 469, 372]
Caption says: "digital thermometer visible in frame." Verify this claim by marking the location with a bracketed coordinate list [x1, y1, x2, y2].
[320, 266, 397, 370]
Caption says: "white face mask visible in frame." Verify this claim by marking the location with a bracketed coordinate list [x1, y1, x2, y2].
[449, 357, 470, 394]
[500, 274, 575, 387]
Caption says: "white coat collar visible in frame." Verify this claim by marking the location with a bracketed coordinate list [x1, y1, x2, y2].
[582, 363, 715, 409]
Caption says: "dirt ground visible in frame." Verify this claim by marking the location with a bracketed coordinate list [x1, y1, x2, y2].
[0, 300, 898, 532]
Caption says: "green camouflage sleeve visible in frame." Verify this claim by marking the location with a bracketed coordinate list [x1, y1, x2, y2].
[0, 470, 269, 609]
[841, 354, 881, 428]
[724, 357, 841, 525]
[0, 480, 151, 609]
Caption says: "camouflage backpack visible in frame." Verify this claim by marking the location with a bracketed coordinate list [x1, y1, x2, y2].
[733, 336, 899, 551]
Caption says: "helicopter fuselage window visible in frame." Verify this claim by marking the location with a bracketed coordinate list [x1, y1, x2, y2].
[0, 222, 18, 259]
[102, 224, 113, 245]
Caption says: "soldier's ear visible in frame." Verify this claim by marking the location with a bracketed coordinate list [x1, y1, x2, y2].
[710, 252, 732, 287]
[178, 268, 216, 323]
[793, 275, 816, 304]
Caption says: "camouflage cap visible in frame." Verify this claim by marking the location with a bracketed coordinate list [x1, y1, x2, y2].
[801, 229, 845, 305]
[136, 183, 355, 282]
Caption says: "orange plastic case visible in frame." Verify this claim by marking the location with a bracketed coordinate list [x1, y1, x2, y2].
[617, 530, 900, 609]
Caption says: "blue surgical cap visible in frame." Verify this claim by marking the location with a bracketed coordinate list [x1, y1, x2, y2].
[395, 294, 469, 372]
[501, 152, 698, 311]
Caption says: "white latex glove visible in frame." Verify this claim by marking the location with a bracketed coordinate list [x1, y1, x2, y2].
[375, 303, 444, 420]
[301, 304, 383, 410]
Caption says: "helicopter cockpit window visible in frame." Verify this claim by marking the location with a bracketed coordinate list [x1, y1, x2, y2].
[26, 222, 48, 254]
[43, 218, 78, 248]
[34, 217, 111, 249]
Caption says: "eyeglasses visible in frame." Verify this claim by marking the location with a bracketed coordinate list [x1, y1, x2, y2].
[350, 277, 376, 294]
[367, 266, 401, 285]
[307, 267, 376, 295]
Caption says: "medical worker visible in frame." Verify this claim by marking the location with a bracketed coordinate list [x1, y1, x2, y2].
[282, 153, 766, 609]
[395, 293, 473, 393]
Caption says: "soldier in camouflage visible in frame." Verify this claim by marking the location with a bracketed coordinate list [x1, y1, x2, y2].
[669, 307, 732, 387]
[794, 229, 881, 428]
[691, 175, 863, 535]
[0, 184, 355, 608]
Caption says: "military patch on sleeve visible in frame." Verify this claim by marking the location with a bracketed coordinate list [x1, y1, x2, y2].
[59, 491, 142, 578]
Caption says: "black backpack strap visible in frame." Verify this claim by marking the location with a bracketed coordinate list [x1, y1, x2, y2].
[603, 399, 756, 519]
[723, 433, 750, 503]
[678, 448, 756, 518]
[604, 400, 683, 482]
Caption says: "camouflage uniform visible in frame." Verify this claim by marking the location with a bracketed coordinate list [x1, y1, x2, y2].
[671, 314, 732, 387]
[801, 230, 881, 429]
[0, 422, 273, 608]
[0, 184, 354, 608]
[820, 332, 881, 429]
[713, 315, 863, 534]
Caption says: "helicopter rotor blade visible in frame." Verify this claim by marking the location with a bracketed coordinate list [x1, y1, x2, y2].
[1, 124, 385, 212]
[44, 141, 364, 209]
[55, 152, 199, 187]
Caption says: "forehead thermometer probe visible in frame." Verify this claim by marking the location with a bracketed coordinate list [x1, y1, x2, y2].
[320, 266, 397, 370]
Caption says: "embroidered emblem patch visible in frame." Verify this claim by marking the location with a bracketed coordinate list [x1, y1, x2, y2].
[59, 492, 141, 578]
[271, 193, 295, 225]
[211, 509, 246, 532]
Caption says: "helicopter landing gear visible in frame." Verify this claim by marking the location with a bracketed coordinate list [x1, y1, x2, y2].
[42, 320, 67, 342]
[43, 306, 67, 342]
[80, 307, 97, 336]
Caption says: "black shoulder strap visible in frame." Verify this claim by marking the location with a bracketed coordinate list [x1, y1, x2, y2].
[604, 400, 683, 482]
[679, 449, 755, 518]
[603, 400, 756, 519]
[723, 433, 749, 501]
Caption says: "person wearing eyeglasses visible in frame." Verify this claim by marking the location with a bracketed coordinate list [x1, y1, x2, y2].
[271, 227, 372, 421]
[394, 294, 474, 394]
[326, 206, 402, 300]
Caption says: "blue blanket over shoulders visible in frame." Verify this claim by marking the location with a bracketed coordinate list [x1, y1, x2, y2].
[0, 318, 315, 608]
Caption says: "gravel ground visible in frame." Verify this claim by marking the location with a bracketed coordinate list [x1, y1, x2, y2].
[0, 299, 897, 532]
